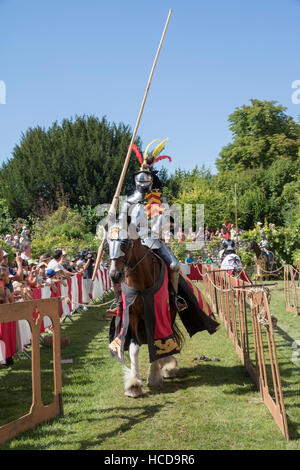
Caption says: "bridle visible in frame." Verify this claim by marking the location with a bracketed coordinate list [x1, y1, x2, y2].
[115, 238, 160, 274]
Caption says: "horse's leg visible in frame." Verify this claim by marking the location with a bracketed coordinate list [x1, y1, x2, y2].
[123, 340, 143, 398]
[147, 360, 163, 387]
[159, 355, 179, 378]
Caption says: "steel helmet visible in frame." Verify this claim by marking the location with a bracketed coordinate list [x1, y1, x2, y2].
[134, 171, 153, 192]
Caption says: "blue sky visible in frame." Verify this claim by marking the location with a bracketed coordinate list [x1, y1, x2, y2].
[0, 0, 300, 175]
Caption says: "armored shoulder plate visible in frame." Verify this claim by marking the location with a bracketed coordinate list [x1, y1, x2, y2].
[127, 191, 146, 205]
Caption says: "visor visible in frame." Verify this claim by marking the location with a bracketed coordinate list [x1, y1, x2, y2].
[134, 172, 153, 184]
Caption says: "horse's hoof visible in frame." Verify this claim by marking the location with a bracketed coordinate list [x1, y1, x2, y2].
[123, 369, 143, 398]
[159, 356, 179, 378]
[147, 376, 163, 388]
[271, 315, 278, 327]
[161, 368, 177, 378]
[125, 384, 143, 398]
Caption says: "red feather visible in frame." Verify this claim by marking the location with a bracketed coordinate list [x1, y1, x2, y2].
[150, 155, 172, 165]
[130, 145, 143, 165]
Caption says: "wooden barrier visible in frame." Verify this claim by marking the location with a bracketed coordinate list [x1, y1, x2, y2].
[202, 265, 289, 440]
[284, 264, 298, 316]
[0, 298, 63, 444]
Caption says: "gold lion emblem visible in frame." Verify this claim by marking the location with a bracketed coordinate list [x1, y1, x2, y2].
[154, 337, 180, 355]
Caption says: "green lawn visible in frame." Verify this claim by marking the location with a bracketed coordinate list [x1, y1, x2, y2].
[0, 281, 299, 450]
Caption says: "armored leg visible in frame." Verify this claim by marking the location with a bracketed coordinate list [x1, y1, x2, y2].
[155, 243, 180, 292]
[155, 243, 187, 311]
[169, 269, 179, 294]
[155, 242, 180, 272]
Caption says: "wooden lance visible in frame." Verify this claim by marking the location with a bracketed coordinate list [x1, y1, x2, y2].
[234, 183, 238, 249]
[92, 9, 173, 281]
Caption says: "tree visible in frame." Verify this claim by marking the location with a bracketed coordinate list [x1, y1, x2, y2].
[237, 187, 269, 228]
[0, 116, 142, 218]
[216, 100, 300, 171]
[171, 171, 230, 231]
[0, 198, 14, 235]
[164, 166, 213, 203]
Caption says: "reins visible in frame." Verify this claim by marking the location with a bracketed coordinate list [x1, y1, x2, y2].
[126, 240, 158, 273]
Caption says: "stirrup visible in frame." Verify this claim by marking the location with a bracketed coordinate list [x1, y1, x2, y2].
[105, 299, 120, 317]
[105, 307, 118, 315]
[175, 296, 188, 312]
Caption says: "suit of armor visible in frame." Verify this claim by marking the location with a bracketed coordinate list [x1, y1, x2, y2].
[119, 189, 180, 270]
[118, 171, 181, 293]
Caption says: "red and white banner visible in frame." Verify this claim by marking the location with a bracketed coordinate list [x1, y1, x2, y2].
[0, 267, 112, 360]
[180, 263, 203, 281]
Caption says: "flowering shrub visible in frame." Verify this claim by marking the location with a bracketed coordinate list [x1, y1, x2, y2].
[30, 206, 100, 259]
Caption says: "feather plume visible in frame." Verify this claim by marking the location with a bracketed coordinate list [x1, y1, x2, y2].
[130, 144, 143, 165]
[152, 138, 168, 158]
[150, 155, 172, 165]
[144, 139, 159, 162]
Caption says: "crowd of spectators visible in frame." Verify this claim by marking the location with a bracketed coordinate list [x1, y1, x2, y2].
[0, 219, 246, 306]
[163, 223, 243, 244]
[163, 227, 204, 243]
[0, 228, 108, 366]
[203, 224, 243, 242]
[0, 226, 103, 306]
[184, 252, 214, 265]
[2, 225, 31, 251]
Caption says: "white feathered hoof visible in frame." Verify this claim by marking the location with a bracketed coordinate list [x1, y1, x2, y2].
[123, 367, 143, 398]
[125, 381, 143, 398]
[159, 356, 179, 378]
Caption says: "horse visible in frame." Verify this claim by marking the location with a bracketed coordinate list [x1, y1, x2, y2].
[106, 225, 220, 398]
[216, 239, 251, 283]
[107, 233, 183, 398]
[245, 241, 277, 282]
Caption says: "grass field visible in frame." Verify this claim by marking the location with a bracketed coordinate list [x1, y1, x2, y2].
[0, 281, 299, 450]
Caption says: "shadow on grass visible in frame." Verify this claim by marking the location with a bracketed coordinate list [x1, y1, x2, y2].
[153, 362, 300, 441]
[275, 326, 298, 349]
[147, 363, 256, 396]
[3, 403, 170, 450]
[76, 403, 169, 449]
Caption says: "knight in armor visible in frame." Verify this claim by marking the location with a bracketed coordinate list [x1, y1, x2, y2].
[218, 238, 235, 263]
[258, 231, 271, 272]
[219, 238, 243, 271]
[107, 139, 187, 314]
[259, 232, 270, 253]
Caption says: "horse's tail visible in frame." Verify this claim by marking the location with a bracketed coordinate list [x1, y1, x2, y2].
[172, 319, 185, 351]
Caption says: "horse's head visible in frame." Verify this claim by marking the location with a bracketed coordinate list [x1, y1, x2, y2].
[221, 238, 236, 255]
[107, 225, 133, 284]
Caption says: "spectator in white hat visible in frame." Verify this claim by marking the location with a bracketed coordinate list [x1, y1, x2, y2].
[4, 235, 13, 246]
[20, 240, 32, 262]
[12, 236, 20, 250]
[21, 226, 27, 238]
